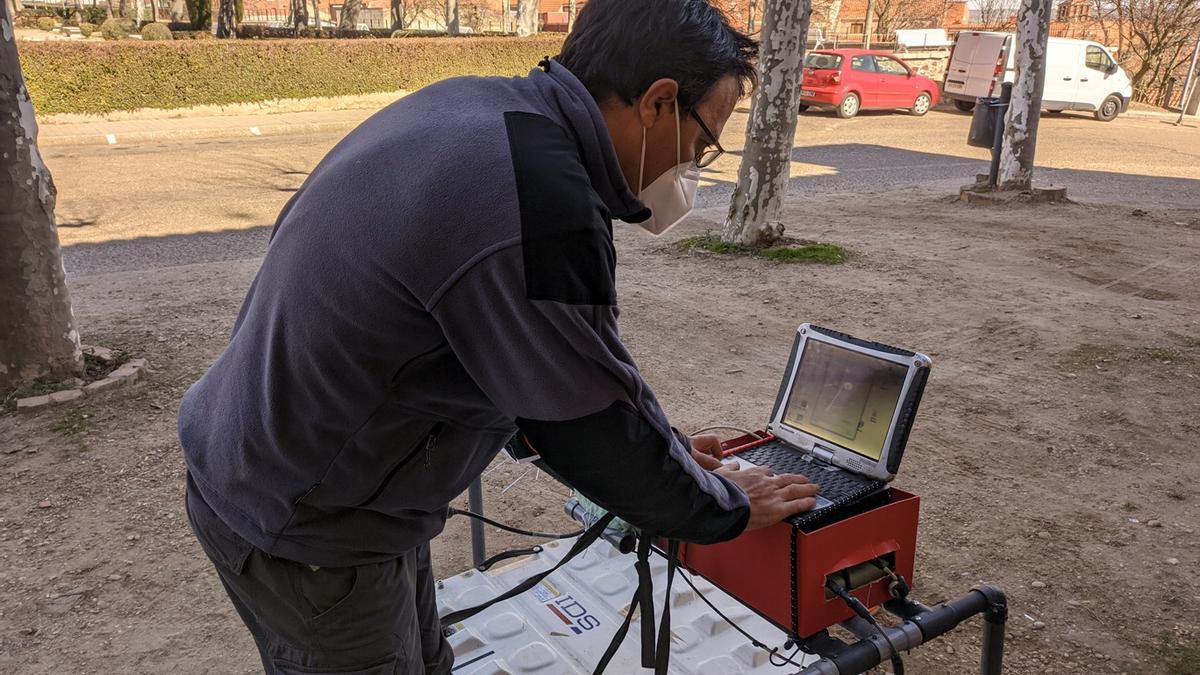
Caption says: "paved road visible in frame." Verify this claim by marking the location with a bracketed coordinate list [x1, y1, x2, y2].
[46, 103, 1200, 278]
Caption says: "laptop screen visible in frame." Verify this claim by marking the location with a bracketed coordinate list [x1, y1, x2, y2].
[781, 339, 910, 461]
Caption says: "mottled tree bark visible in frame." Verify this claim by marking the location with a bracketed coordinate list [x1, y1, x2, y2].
[444, 0, 458, 34]
[216, 0, 237, 36]
[390, 0, 402, 28]
[1177, 34, 1200, 122]
[290, 0, 309, 32]
[516, 0, 536, 36]
[863, 0, 874, 47]
[998, 0, 1051, 189]
[338, 0, 362, 29]
[824, 0, 843, 36]
[170, 0, 187, 23]
[567, 0, 576, 32]
[0, 5, 84, 393]
[723, 0, 810, 247]
[747, 0, 758, 32]
[311, 0, 320, 29]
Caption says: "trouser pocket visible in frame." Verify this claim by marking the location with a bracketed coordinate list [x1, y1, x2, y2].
[186, 474, 254, 575]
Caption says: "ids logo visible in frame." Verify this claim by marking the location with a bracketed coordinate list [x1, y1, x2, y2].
[545, 595, 601, 635]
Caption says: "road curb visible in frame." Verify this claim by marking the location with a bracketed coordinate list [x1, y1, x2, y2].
[39, 119, 365, 147]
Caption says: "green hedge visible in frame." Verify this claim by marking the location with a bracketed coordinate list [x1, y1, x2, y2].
[19, 36, 565, 115]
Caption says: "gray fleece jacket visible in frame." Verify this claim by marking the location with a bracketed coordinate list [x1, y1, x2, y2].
[178, 60, 750, 567]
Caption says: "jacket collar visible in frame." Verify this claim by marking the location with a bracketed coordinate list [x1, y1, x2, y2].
[530, 60, 651, 224]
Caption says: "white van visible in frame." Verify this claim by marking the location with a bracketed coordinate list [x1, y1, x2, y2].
[943, 31, 1134, 121]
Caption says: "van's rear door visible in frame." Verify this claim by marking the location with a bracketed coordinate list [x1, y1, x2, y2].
[944, 32, 1009, 98]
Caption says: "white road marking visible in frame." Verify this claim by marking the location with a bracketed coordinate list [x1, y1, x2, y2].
[249, 127, 262, 136]
[105, 134, 117, 145]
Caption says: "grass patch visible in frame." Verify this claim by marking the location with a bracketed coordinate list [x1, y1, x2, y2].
[83, 350, 129, 380]
[1141, 347, 1183, 362]
[675, 234, 848, 265]
[1158, 633, 1200, 675]
[50, 409, 91, 437]
[760, 243, 848, 264]
[3, 378, 77, 411]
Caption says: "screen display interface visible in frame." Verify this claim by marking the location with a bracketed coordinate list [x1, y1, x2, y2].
[781, 339, 908, 461]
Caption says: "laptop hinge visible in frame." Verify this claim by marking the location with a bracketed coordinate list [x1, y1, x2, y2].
[812, 445, 836, 463]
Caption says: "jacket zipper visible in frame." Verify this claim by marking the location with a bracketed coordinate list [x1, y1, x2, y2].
[355, 421, 444, 507]
[424, 422, 443, 468]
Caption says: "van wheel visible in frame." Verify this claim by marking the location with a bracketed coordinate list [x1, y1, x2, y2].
[953, 99, 976, 113]
[1095, 95, 1121, 122]
[911, 92, 932, 116]
[798, 104, 810, 113]
[837, 93, 860, 119]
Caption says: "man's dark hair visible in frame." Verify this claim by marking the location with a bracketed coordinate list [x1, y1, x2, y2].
[557, 0, 758, 112]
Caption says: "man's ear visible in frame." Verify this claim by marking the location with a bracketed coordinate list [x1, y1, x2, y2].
[636, 79, 680, 129]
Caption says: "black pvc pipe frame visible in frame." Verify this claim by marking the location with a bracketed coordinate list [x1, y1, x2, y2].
[794, 585, 1008, 675]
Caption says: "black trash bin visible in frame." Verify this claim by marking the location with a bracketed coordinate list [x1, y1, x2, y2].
[967, 97, 1008, 148]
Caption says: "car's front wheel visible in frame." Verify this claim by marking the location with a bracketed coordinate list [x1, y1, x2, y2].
[798, 104, 810, 113]
[953, 99, 976, 113]
[837, 93, 860, 119]
[911, 92, 932, 116]
[1095, 95, 1121, 122]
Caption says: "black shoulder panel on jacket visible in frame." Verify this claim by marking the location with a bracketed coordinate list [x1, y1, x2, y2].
[504, 111, 616, 306]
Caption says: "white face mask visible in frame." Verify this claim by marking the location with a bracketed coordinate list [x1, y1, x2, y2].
[635, 104, 700, 236]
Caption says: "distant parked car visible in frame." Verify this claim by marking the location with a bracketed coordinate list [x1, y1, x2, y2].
[799, 49, 940, 119]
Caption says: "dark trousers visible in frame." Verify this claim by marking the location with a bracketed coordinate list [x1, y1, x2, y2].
[186, 478, 454, 674]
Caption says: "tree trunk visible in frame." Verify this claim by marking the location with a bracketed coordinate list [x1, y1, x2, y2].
[863, 0, 874, 47]
[567, 0, 576, 32]
[1178, 34, 1200, 122]
[170, 0, 187, 23]
[339, 0, 362, 30]
[747, 0, 758, 32]
[119, 0, 127, 18]
[216, 0, 237, 35]
[390, 0, 401, 29]
[824, 0, 842, 36]
[290, 0, 308, 32]
[997, 0, 1051, 190]
[311, 0, 320, 29]
[135, 0, 144, 26]
[0, 2, 84, 394]
[722, 0, 810, 247]
[444, 0, 458, 34]
[516, 0, 535, 36]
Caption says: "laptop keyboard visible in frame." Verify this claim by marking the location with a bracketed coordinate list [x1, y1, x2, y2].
[731, 440, 885, 528]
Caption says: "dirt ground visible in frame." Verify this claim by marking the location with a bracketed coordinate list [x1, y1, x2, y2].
[2, 192, 1198, 674]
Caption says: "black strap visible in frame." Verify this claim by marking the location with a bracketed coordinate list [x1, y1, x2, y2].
[635, 537, 656, 668]
[653, 540, 680, 674]
[594, 536, 682, 674]
[594, 536, 652, 673]
[439, 512, 615, 630]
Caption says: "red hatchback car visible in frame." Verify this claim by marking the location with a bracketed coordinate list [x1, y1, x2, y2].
[800, 49, 940, 119]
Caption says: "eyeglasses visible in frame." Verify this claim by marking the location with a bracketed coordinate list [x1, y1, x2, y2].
[689, 110, 725, 168]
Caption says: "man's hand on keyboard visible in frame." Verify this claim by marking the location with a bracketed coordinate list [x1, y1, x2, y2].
[714, 463, 820, 530]
[688, 434, 725, 470]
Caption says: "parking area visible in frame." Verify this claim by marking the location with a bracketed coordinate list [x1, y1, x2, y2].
[699, 104, 1200, 211]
